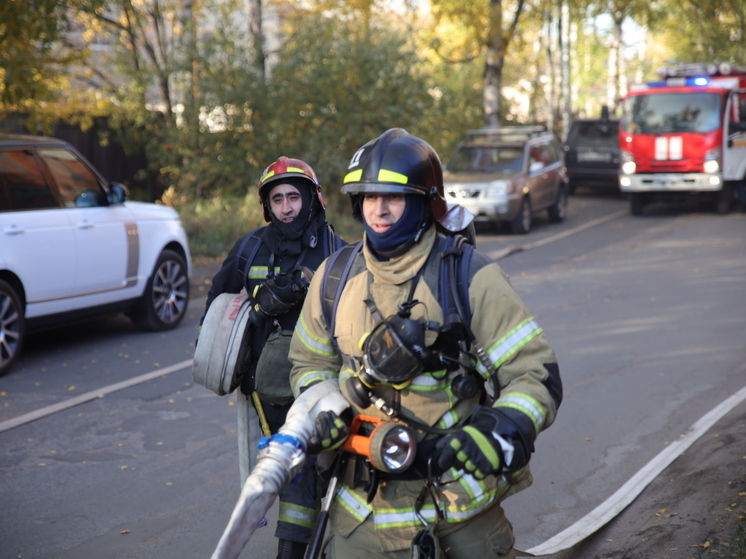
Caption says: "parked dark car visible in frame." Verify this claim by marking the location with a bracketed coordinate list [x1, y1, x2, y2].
[563, 115, 620, 194]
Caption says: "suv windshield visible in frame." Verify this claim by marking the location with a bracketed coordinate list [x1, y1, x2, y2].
[622, 92, 721, 134]
[567, 121, 618, 147]
[447, 146, 524, 173]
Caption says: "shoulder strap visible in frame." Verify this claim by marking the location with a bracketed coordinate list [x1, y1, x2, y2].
[321, 241, 363, 335]
[439, 234, 473, 328]
[322, 223, 344, 257]
[235, 230, 263, 292]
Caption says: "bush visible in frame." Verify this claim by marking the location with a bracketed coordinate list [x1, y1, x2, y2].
[175, 191, 363, 258]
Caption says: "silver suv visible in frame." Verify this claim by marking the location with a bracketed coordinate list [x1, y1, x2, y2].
[443, 126, 568, 234]
[0, 134, 191, 376]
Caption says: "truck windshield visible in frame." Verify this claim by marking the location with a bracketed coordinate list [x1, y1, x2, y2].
[447, 146, 524, 173]
[622, 92, 721, 134]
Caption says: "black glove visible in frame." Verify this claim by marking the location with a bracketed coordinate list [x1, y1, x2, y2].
[307, 410, 350, 455]
[434, 406, 507, 480]
[250, 271, 309, 324]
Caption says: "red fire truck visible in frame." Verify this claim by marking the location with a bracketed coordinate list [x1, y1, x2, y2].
[619, 61, 746, 214]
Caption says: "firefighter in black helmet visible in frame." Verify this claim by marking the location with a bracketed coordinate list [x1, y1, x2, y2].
[289, 129, 562, 558]
[200, 157, 346, 559]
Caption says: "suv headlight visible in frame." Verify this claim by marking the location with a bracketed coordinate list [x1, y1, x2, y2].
[486, 180, 509, 197]
[620, 150, 636, 174]
[703, 148, 720, 174]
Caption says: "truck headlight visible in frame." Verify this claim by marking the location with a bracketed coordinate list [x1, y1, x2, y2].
[621, 150, 636, 174]
[703, 148, 721, 174]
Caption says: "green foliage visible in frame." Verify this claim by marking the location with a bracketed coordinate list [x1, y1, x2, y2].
[174, 192, 262, 257]
[654, 0, 746, 64]
[174, 189, 363, 258]
[730, 517, 746, 559]
[0, 0, 105, 119]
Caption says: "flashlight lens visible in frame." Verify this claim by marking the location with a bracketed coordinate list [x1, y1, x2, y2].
[381, 427, 414, 470]
[369, 423, 417, 473]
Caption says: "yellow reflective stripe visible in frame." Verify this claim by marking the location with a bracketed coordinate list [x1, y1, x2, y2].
[278, 503, 317, 529]
[494, 392, 545, 433]
[336, 486, 372, 522]
[344, 170, 363, 183]
[248, 266, 269, 279]
[261, 170, 275, 182]
[374, 506, 420, 529]
[248, 265, 282, 279]
[486, 318, 543, 369]
[339, 368, 355, 383]
[372, 484, 501, 528]
[457, 470, 488, 501]
[295, 315, 335, 356]
[408, 371, 450, 391]
[294, 371, 336, 397]
[286, 166, 308, 175]
[378, 169, 408, 184]
[436, 409, 459, 429]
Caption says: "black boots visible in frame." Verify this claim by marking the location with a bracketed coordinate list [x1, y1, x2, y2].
[277, 539, 307, 559]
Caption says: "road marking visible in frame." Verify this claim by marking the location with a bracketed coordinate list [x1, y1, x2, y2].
[486, 209, 628, 261]
[0, 359, 193, 434]
[526, 381, 746, 556]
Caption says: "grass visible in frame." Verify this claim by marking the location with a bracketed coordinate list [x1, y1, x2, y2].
[729, 519, 746, 559]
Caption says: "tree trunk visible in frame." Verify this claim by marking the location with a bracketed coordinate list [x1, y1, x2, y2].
[607, 10, 624, 115]
[484, 0, 504, 127]
[250, 0, 265, 83]
[560, 0, 571, 139]
[184, 0, 200, 113]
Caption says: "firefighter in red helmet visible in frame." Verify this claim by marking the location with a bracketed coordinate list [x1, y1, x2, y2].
[200, 156, 346, 559]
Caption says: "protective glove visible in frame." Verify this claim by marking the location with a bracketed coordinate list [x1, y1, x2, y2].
[307, 410, 350, 455]
[434, 406, 509, 480]
[250, 271, 310, 325]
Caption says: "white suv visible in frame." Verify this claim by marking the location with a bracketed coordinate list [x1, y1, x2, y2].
[0, 134, 191, 376]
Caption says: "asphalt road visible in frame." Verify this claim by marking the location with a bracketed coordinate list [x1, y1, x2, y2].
[1, 192, 744, 559]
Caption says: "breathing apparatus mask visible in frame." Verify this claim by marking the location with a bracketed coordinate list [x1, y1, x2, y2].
[346, 300, 479, 413]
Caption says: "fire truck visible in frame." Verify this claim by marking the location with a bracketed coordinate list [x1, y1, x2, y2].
[619, 61, 746, 214]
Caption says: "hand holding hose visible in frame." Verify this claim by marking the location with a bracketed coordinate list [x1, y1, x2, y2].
[307, 410, 350, 455]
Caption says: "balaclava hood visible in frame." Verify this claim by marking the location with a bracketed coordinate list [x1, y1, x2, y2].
[262, 178, 325, 256]
[364, 194, 430, 258]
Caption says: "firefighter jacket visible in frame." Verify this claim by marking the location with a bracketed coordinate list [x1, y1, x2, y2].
[289, 224, 562, 552]
[202, 223, 345, 400]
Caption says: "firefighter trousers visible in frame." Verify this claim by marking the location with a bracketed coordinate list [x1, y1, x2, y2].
[323, 497, 516, 559]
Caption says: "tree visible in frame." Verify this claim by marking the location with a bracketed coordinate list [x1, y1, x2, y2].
[0, 0, 105, 123]
[655, 0, 746, 64]
[429, 0, 529, 126]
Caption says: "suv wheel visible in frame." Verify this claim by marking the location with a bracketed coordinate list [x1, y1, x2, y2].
[0, 279, 24, 377]
[131, 249, 189, 331]
[715, 184, 733, 215]
[548, 186, 568, 222]
[511, 197, 532, 234]
[629, 193, 645, 215]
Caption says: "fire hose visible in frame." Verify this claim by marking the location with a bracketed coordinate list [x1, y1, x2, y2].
[210, 380, 349, 559]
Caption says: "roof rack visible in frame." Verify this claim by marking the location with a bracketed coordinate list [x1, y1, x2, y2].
[466, 125, 548, 143]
